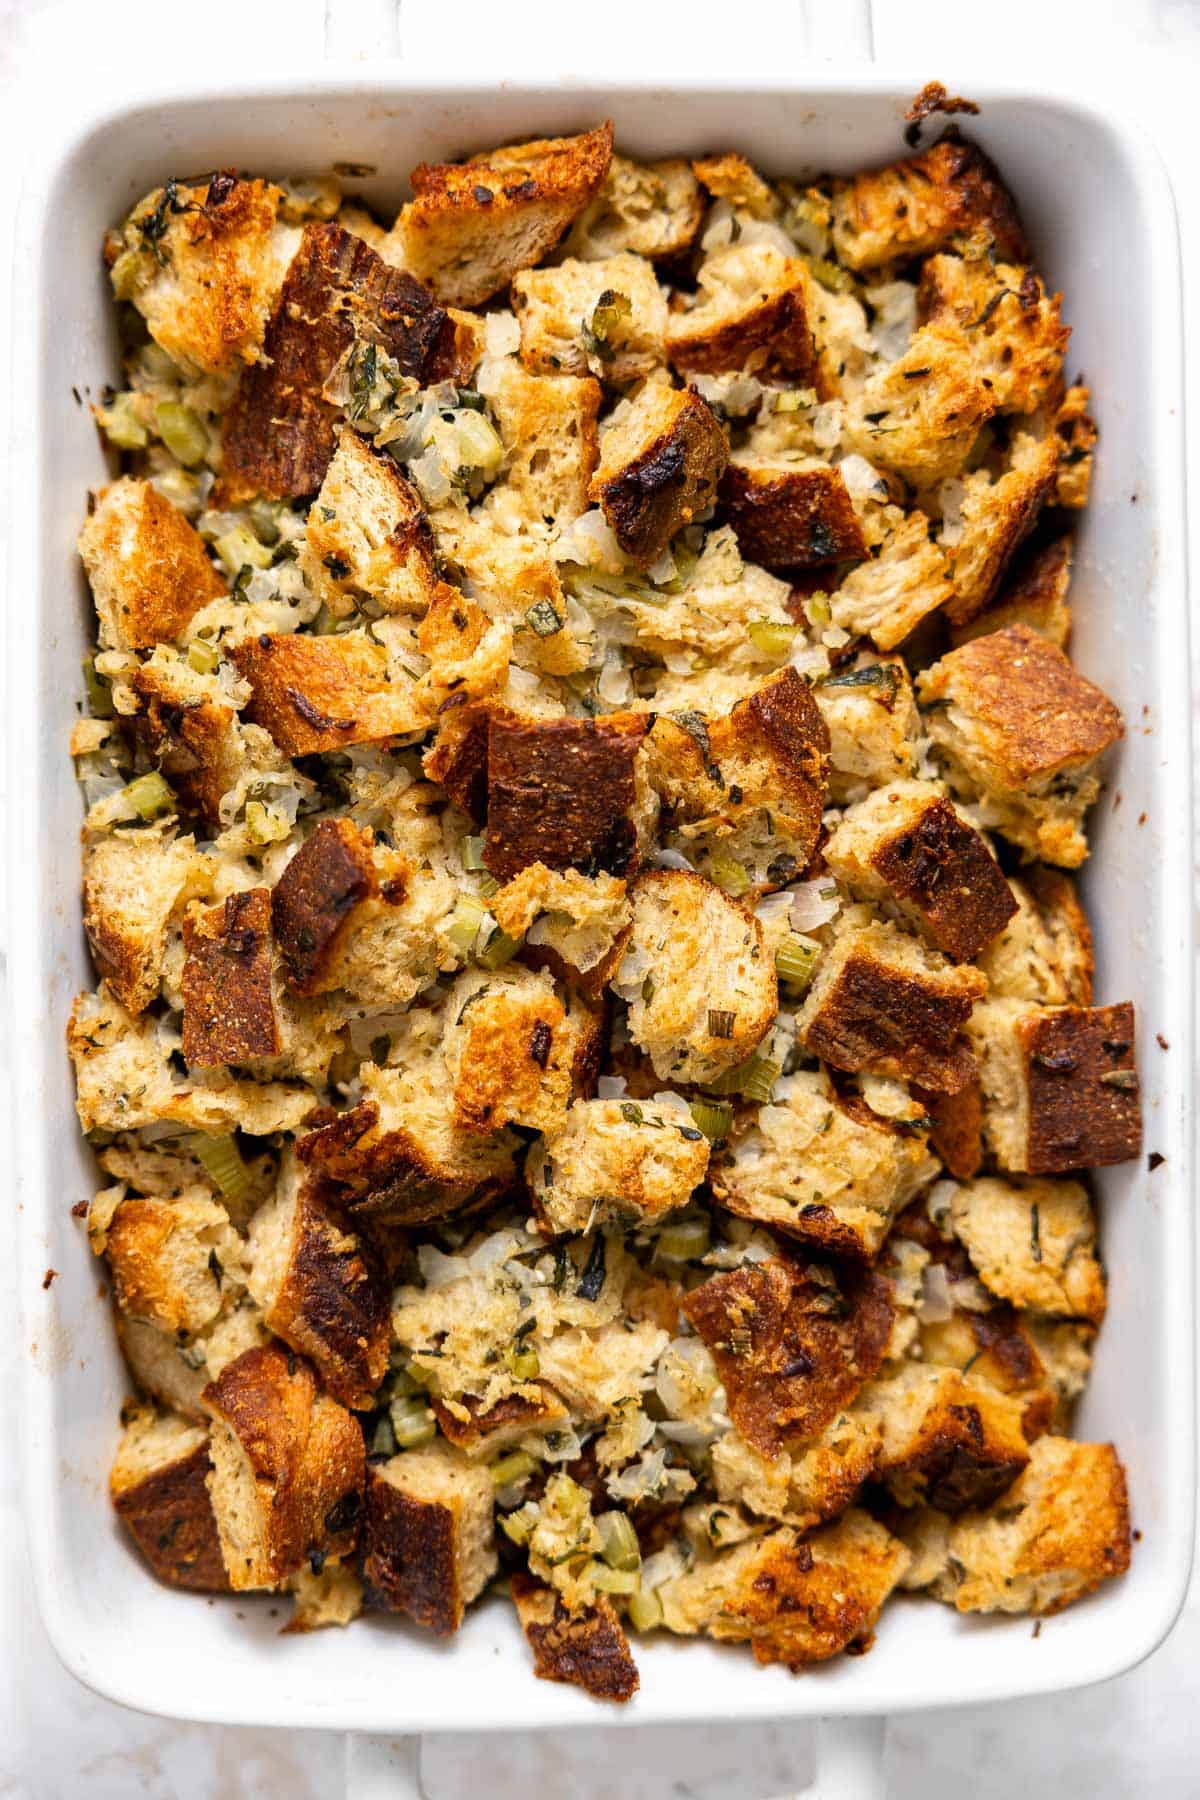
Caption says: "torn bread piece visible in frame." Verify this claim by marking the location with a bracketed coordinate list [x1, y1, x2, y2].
[712, 1068, 939, 1260]
[443, 965, 601, 1137]
[246, 1156, 390, 1409]
[861, 1363, 1030, 1513]
[285, 1558, 365, 1632]
[709, 1410, 882, 1532]
[976, 867, 1093, 1007]
[562, 154, 704, 262]
[590, 381, 728, 567]
[431, 1388, 570, 1460]
[721, 455, 868, 570]
[620, 869, 777, 1085]
[1052, 383, 1097, 509]
[940, 430, 1060, 627]
[389, 122, 614, 307]
[951, 531, 1073, 650]
[361, 1444, 498, 1633]
[918, 625, 1124, 867]
[181, 888, 280, 1068]
[270, 817, 382, 996]
[511, 1574, 639, 1703]
[106, 1187, 244, 1337]
[110, 1405, 229, 1592]
[667, 243, 817, 379]
[831, 137, 1027, 272]
[798, 917, 986, 1094]
[829, 507, 955, 651]
[203, 1345, 365, 1591]
[229, 630, 433, 756]
[478, 357, 601, 530]
[682, 1257, 893, 1458]
[916, 253, 1069, 416]
[846, 324, 995, 488]
[968, 997, 1141, 1174]
[482, 711, 649, 883]
[83, 832, 209, 1015]
[532, 1092, 710, 1235]
[79, 478, 228, 651]
[126, 650, 249, 831]
[824, 779, 1016, 962]
[513, 252, 666, 382]
[949, 1174, 1106, 1324]
[490, 864, 632, 992]
[815, 655, 920, 801]
[298, 426, 439, 618]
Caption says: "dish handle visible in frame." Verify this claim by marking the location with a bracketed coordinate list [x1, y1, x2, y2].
[344, 1717, 887, 1797]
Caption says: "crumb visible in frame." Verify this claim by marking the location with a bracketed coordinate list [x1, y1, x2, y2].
[1133, 1529, 1143, 1543]
[42, 1269, 57, 1290]
[1032, 1619, 1042, 1638]
[1157, 1033, 1170, 1051]
[1111, 791, 1122, 811]
[70, 1200, 88, 1218]
[1137, 812, 1147, 826]
[1148, 1152, 1166, 1171]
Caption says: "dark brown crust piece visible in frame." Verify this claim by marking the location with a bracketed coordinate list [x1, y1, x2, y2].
[668, 271, 816, 380]
[720, 463, 869, 570]
[297, 1099, 513, 1225]
[682, 1258, 893, 1458]
[836, 136, 1028, 270]
[265, 1178, 391, 1410]
[112, 1441, 230, 1592]
[904, 83, 980, 144]
[229, 631, 427, 757]
[219, 222, 471, 504]
[130, 667, 237, 830]
[872, 796, 1017, 962]
[421, 701, 512, 822]
[983, 531, 1073, 633]
[802, 941, 983, 1095]
[431, 1389, 564, 1453]
[361, 1463, 462, 1634]
[1019, 1001, 1141, 1172]
[272, 818, 381, 994]
[914, 1078, 984, 1179]
[511, 1573, 639, 1703]
[181, 888, 279, 1067]
[596, 388, 729, 567]
[484, 713, 649, 883]
[883, 1388, 1029, 1514]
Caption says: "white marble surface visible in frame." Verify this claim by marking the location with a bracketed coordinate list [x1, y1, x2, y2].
[1, 1, 1198, 1792]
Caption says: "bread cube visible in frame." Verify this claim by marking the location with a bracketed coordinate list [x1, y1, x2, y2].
[681, 1258, 893, 1458]
[361, 1444, 498, 1633]
[83, 833, 208, 1016]
[968, 997, 1141, 1173]
[268, 817, 378, 995]
[181, 888, 279, 1068]
[513, 252, 666, 382]
[824, 779, 1016, 961]
[916, 254, 1069, 416]
[847, 324, 995, 487]
[710, 1409, 881, 1530]
[511, 1574, 639, 1702]
[106, 1187, 243, 1337]
[1024, 1317, 1097, 1429]
[915, 1299, 1058, 1443]
[285, 1558, 365, 1632]
[590, 382, 728, 566]
[930, 1434, 1131, 1615]
[491, 863, 632, 991]
[621, 869, 777, 1084]
[667, 243, 817, 379]
[646, 665, 830, 894]
[692, 152, 777, 216]
[388, 122, 613, 307]
[829, 508, 955, 651]
[862, 1363, 1030, 1512]
[721, 455, 868, 570]
[941, 431, 1060, 626]
[219, 222, 474, 504]
[951, 531, 1073, 651]
[479, 358, 601, 529]
[919, 625, 1124, 867]
[127, 650, 246, 829]
[482, 711, 649, 883]
[203, 1346, 365, 1591]
[298, 427, 438, 618]
[78, 478, 227, 651]
[712, 1068, 939, 1260]
[105, 175, 299, 377]
[562, 154, 704, 262]
[658, 1510, 909, 1667]
[798, 918, 986, 1093]
[949, 1175, 1106, 1323]
[976, 867, 1093, 1006]
[815, 654, 921, 801]
[443, 966, 601, 1136]
[915, 1078, 984, 1180]
[532, 1093, 709, 1234]
[245, 1158, 390, 1409]
[110, 1406, 229, 1592]
[831, 137, 1027, 271]
[229, 629, 433, 756]
[432, 1387, 569, 1458]
[114, 1297, 271, 1424]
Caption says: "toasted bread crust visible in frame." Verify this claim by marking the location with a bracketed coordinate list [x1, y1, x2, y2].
[298, 1097, 514, 1225]
[431, 1388, 567, 1454]
[272, 819, 381, 994]
[951, 531, 1073, 650]
[362, 1465, 461, 1632]
[870, 796, 1017, 961]
[1019, 1002, 1141, 1172]
[79, 479, 227, 651]
[870, 1367, 1030, 1513]
[668, 246, 816, 378]
[219, 222, 470, 503]
[916, 1078, 984, 1179]
[483, 713, 649, 882]
[112, 1437, 230, 1592]
[721, 461, 869, 569]
[511, 1574, 639, 1702]
[181, 888, 279, 1067]
[683, 1258, 893, 1458]
[591, 384, 728, 566]
[230, 631, 430, 756]
[129, 662, 239, 828]
[832, 136, 1027, 271]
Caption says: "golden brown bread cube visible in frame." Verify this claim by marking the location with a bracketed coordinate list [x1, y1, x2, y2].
[976, 867, 1093, 1007]
[667, 243, 817, 379]
[949, 1175, 1106, 1324]
[444, 966, 601, 1136]
[824, 779, 1017, 962]
[78, 478, 228, 652]
[682, 1258, 893, 1458]
[285, 1558, 365, 1632]
[361, 1444, 498, 1633]
[229, 629, 433, 757]
[482, 711, 649, 883]
[915, 1078, 984, 1180]
[798, 918, 986, 1094]
[83, 833, 208, 1015]
[532, 1093, 710, 1235]
[562, 153, 704, 263]
[110, 1406, 229, 1592]
[181, 887, 280, 1068]
[720, 455, 868, 570]
[590, 382, 728, 566]
[298, 426, 439, 618]
[831, 137, 1027, 272]
[127, 652, 244, 831]
[219, 221, 474, 504]
[951, 532, 1073, 651]
[941, 431, 1061, 627]
[245, 1159, 390, 1409]
[815, 655, 921, 799]
[270, 817, 382, 995]
[829, 508, 955, 651]
[431, 1388, 570, 1458]
[203, 1346, 365, 1591]
[916, 254, 1069, 416]
[709, 1410, 882, 1532]
[480, 357, 602, 530]
[968, 997, 1141, 1174]
[106, 1188, 243, 1337]
[511, 1574, 639, 1703]
[692, 152, 777, 216]
[490, 863, 632, 992]
[846, 324, 996, 488]
[658, 1510, 910, 1667]
[862, 1363, 1031, 1513]
[712, 1067, 938, 1260]
[512, 252, 666, 382]
[918, 625, 1125, 868]
[389, 122, 614, 307]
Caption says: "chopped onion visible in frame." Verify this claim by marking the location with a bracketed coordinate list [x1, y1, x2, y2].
[919, 1261, 954, 1323]
[789, 879, 841, 931]
[651, 847, 694, 872]
[611, 941, 651, 1002]
[597, 1075, 629, 1099]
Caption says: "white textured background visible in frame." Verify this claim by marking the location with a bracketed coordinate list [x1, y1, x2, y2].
[1, 1, 1197, 1793]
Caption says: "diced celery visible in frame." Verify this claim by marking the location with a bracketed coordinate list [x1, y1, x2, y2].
[477, 927, 521, 970]
[453, 408, 504, 479]
[460, 834, 487, 872]
[187, 639, 220, 676]
[688, 1100, 733, 1144]
[490, 1451, 538, 1489]
[97, 392, 148, 450]
[370, 1415, 397, 1458]
[82, 657, 115, 719]
[657, 1213, 712, 1261]
[504, 1341, 541, 1381]
[390, 1396, 436, 1448]
[709, 851, 750, 898]
[214, 526, 273, 577]
[627, 1586, 664, 1631]
[775, 932, 820, 990]
[596, 1510, 641, 1572]
[122, 772, 175, 820]
[188, 1133, 252, 1202]
[445, 893, 486, 956]
[748, 621, 798, 658]
[245, 800, 289, 845]
[156, 401, 208, 468]
[588, 1563, 639, 1596]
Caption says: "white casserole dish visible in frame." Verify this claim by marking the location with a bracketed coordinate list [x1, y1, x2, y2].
[11, 67, 1194, 1756]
